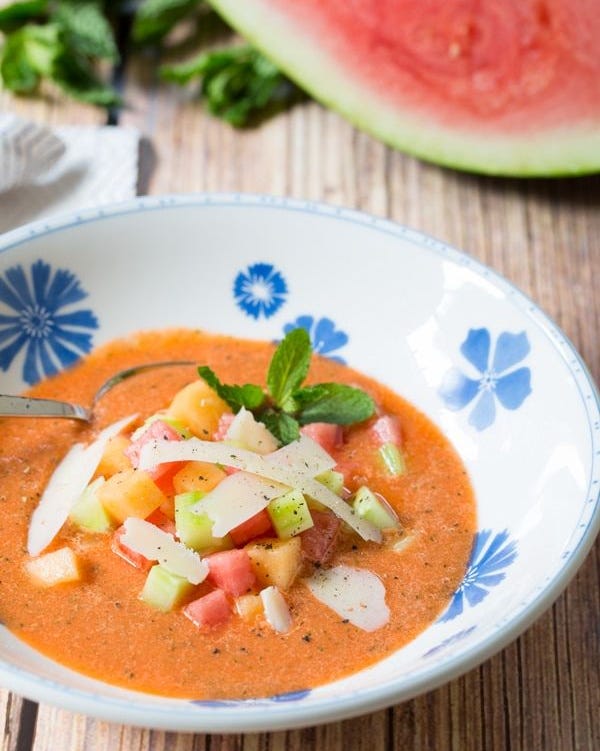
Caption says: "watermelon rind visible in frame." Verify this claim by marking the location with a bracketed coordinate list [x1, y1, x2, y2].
[205, 0, 600, 177]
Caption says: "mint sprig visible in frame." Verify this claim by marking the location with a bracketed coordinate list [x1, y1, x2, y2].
[197, 328, 375, 444]
[160, 45, 299, 127]
[197, 365, 265, 413]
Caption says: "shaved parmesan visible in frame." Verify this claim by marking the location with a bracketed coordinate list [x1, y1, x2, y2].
[27, 414, 136, 557]
[225, 407, 279, 454]
[139, 438, 380, 542]
[304, 565, 390, 632]
[192, 472, 287, 537]
[121, 517, 208, 584]
[260, 586, 292, 633]
[266, 435, 336, 478]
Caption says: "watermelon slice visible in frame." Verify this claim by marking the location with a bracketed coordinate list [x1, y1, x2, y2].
[206, 0, 600, 176]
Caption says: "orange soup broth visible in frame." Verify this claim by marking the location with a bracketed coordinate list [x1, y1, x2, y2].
[0, 329, 476, 699]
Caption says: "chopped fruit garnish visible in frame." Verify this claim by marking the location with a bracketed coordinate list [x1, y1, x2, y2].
[184, 589, 231, 628]
[25, 547, 82, 587]
[140, 564, 195, 612]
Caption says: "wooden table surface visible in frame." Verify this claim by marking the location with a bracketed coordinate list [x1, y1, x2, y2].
[0, 26, 599, 751]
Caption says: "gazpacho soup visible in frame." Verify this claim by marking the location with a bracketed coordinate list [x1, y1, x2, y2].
[0, 328, 476, 699]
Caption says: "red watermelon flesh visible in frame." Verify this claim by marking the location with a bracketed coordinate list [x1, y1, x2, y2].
[207, 0, 600, 175]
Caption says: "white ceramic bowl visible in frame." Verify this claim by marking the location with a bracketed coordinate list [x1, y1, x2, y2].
[0, 194, 597, 732]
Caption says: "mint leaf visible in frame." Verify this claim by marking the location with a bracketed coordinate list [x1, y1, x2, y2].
[53, 1, 119, 62]
[295, 383, 375, 426]
[160, 45, 299, 127]
[132, 0, 201, 44]
[0, 1, 48, 33]
[197, 365, 265, 413]
[259, 411, 300, 445]
[0, 23, 59, 92]
[267, 328, 311, 410]
[52, 50, 120, 106]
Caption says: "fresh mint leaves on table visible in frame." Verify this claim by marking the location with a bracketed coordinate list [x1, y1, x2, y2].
[198, 328, 376, 445]
[0, 0, 120, 105]
[0, 0, 298, 126]
[160, 45, 298, 127]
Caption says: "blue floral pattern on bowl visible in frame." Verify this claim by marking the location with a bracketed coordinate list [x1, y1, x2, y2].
[233, 262, 288, 319]
[439, 328, 532, 430]
[440, 529, 518, 622]
[283, 315, 348, 363]
[0, 260, 98, 385]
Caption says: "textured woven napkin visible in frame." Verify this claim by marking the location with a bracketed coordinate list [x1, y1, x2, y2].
[0, 113, 140, 234]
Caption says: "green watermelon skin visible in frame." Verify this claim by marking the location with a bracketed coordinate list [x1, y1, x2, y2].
[206, 0, 600, 176]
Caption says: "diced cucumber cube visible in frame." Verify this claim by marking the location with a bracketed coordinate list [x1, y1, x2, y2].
[268, 489, 314, 539]
[140, 564, 195, 612]
[315, 469, 345, 496]
[352, 486, 399, 530]
[175, 491, 231, 553]
[378, 442, 406, 476]
[69, 476, 113, 533]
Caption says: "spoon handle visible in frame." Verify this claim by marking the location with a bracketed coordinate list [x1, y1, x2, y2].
[0, 395, 90, 421]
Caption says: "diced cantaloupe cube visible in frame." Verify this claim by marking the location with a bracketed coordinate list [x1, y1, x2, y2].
[172, 461, 226, 495]
[96, 435, 132, 478]
[235, 593, 264, 623]
[97, 468, 166, 523]
[167, 380, 229, 438]
[245, 537, 302, 591]
[25, 547, 82, 587]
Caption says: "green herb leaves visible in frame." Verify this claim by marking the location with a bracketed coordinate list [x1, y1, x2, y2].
[198, 328, 376, 445]
[0, 2, 299, 124]
[160, 45, 298, 127]
[267, 327, 311, 411]
[197, 366, 265, 413]
[0, 0, 120, 104]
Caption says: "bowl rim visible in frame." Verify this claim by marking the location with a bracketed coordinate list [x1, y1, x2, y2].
[0, 192, 598, 732]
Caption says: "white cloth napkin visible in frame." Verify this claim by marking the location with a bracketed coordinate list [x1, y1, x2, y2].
[0, 113, 140, 234]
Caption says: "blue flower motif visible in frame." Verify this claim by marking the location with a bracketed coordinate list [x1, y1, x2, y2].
[283, 315, 348, 363]
[439, 529, 517, 622]
[439, 328, 532, 430]
[233, 263, 288, 319]
[0, 260, 98, 385]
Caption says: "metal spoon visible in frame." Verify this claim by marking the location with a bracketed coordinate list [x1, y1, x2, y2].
[0, 360, 196, 422]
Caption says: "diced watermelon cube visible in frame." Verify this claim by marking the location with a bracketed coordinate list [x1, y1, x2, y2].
[300, 422, 343, 454]
[111, 526, 153, 571]
[372, 415, 402, 446]
[206, 548, 256, 596]
[300, 510, 340, 564]
[125, 420, 184, 486]
[229, 508, 273, 546]
[184, 589, 231, 628]
[213, 412, 235, 441]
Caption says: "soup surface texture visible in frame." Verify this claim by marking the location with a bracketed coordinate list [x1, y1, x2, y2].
[0, 329, 476, 699]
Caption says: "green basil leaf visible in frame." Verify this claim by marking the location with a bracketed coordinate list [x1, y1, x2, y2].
[197, 365, 265, 413]
[259, 410, 300, 445]
[267, 328, 311, 410]
[295, 383, 375, 426]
